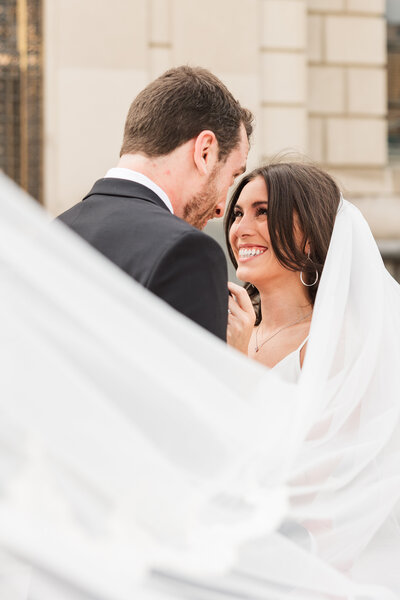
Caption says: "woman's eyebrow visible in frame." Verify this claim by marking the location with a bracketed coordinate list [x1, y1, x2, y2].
[234, 200, 268, 210]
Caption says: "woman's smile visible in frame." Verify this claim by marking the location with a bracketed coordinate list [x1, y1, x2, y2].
[237, 244, 268, 262]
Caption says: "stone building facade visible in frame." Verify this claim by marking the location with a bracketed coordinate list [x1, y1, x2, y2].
[43, 0, 400, 243]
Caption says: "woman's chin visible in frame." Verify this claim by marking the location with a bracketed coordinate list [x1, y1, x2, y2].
[236, 267, 255, 286]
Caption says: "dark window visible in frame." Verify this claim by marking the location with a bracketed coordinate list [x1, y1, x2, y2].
[0, 0, 42, 202]
[387, 0, 400, 156]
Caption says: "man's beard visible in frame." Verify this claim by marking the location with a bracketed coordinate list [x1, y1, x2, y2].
[183, 168, 220, 230]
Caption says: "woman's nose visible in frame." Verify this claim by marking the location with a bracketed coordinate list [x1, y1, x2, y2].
[235, 214, 253, 237]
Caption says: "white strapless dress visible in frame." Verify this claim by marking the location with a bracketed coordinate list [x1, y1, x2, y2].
[271, 336, 309, 384]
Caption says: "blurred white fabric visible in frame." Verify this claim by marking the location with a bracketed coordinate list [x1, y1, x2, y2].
[0, 174, 400, 600]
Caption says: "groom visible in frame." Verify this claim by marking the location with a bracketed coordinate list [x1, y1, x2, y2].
[57, 66, 252, 340]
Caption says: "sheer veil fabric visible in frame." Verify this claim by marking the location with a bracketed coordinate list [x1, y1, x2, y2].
[230, 198, 400, 600]
[0, 174, 400, 600]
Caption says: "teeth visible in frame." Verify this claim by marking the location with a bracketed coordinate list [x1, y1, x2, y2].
[239, 248, 266, 258]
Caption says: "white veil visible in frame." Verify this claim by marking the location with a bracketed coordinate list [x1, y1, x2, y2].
[226, 198, 400, 600]
[0, 174, 400, 600]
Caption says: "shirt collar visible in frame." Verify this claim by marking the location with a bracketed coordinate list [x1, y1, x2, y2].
[104, 168, 174, 214]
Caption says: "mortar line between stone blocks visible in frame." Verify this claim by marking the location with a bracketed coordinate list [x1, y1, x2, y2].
[262, 102, 306, 109]
[309, 112, 387, 120]
[308, 10, 343, 16]
[260, 46, 305, 54]
[309, 61, 386, 69]
[321, 163, 387, 170]
[149, 41, 172, 49]
[308, 10, 384, 19]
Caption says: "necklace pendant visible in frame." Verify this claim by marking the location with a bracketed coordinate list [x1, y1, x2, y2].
[255, 346, 259, 353]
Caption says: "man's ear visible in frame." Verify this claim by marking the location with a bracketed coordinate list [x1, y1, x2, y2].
[193, 130, 219, 175]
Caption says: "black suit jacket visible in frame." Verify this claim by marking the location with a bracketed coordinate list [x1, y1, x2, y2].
[57, 178, 228, 340]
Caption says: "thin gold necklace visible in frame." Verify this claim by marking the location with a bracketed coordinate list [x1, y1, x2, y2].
[255, 311, 312, 353]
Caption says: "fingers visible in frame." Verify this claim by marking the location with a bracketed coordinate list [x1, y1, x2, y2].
[228, 295, 242, 319]
[226, 285, 255, 355]
[227, 281, 256, 337]
[228, 281, 255, 314]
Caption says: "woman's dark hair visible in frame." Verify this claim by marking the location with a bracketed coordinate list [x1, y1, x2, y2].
[224, 161, 341, 324]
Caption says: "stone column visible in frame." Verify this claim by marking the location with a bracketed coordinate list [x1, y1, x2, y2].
[170, 0, 261, 166]
[43, 0, 149, 214]
[260, 0, 308, 159]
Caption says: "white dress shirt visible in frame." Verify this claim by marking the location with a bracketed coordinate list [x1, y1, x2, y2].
[104, 168, 174, 214]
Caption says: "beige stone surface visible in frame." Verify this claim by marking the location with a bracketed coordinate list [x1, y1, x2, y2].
[52, 68, 147, 215]
[308, 117, 324, 162]
[262, 107, 307, 156]
[150, 0, 171, 44]
[44, 0, 149, 214]
[347, 68, 386, 115]
[43, 0, 393, 225]
[56, 0, 148, 69]
[262, 52, 306, 103]
[330, 167, 395, 195]
[261, 0, 306, 49]
[307, 15, 323, 62]
[150, 47, 172, 79]
[308, 66, 345, 113]
[213, 71, 261, 168]
[172, 0, 258, 73]
[347, 0, 385, 14]
[326, 16, 386, 65]
[351, 197, 400, 238]
[327, 118, 387, 166]
[218, 73, 259, 113]
[307, 0, 344, 11]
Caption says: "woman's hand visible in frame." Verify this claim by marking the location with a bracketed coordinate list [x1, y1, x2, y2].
[227, 282, 256, 355]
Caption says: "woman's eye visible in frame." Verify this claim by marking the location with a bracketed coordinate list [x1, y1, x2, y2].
[233, 211, 242, 219]
[256, 207, 268, 216]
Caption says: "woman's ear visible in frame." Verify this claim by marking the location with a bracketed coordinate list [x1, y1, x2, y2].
[193, 130, 219, 176]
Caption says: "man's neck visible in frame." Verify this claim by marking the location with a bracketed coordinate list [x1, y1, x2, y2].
[117, 152, 188, 216]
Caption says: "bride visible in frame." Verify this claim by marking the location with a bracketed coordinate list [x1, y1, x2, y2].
[0, 166, 400, 600]
[223, 160, 400, 596]
[225, 162, 340, 381]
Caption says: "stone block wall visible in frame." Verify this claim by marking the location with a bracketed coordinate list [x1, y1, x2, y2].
[260, 0, 307, 157]
[307, 0, 387, 169]
[44, 0, 397, 238]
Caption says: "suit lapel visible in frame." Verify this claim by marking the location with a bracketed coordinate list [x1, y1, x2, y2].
[83, 178, 170, 212]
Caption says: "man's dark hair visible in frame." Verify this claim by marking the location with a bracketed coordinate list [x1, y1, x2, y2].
[120, 65, 253, 161]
